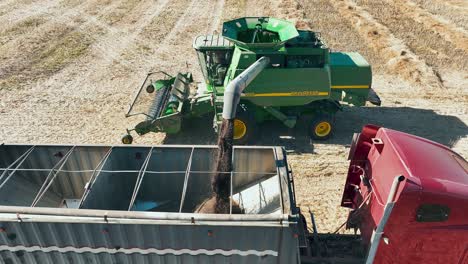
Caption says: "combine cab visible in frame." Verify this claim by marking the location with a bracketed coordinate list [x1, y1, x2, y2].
[124, 17, 380, 144]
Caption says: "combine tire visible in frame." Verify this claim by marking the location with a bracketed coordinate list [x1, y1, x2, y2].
[233, 111, 256, 145]
[146, 84, 155, 93]
[310, 114, 334, 140]
[122, 134, 133, 144]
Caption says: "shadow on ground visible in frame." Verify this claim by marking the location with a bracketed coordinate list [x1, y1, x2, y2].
[163, 106, 467, 154]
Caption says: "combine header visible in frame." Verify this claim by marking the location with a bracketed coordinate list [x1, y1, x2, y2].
[124, 17, 380, 144]
[0, 125, 466, 263]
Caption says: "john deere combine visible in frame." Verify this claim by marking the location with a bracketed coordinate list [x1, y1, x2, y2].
[123, 17, 380, 144]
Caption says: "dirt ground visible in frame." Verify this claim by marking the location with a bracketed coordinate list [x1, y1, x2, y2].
[0, 0, 467, 233]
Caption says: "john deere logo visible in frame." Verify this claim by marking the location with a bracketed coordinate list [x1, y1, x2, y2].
[291, 91, 324, 96]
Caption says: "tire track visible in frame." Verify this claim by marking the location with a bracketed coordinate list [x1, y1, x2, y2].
[219, 0, 246, 22]
[393, 0, 468, 52]
[0, 1, 99, 76]
[100, 0, 143, 26]
[328, 0, 443, 89]
[0, 0, 178, 146]
[413, 0, 468, 31]
[0, 0, 71, 30]
[10, 0, 202, 146]
[159, 0, 198, 45]
[0, 0, 35, 18]
[37, 0, 173, 96]
[355, 0, 468, 72]
[123, 0, 216, 83]
[209, 0, 226, 33]
[0, 16, 48, 46]
[244, 0, 276, 17]
[119, 0, 207, 73]
[90, 0, 172, 65]
[0, 1, 121, 88]
[297, 0, 386, 73]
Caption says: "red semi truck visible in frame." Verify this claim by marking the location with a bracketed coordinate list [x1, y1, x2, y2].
[337, 125, 468, 263]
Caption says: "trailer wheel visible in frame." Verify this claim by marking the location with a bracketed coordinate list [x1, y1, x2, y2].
[233, 112, 256, 144]
[310, 114, 334, 140]
[122, 134, 133, 144]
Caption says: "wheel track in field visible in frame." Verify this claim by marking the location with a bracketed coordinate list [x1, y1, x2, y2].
[0, 0, 140, 92]
[393, 0, 468, 52]
[23, 0, 219, 145]
[0, 0, 161, 88]
[36, 0, 174, 96]
[120, 0, 220, 80]
[296, 0, 387, 73]
[85, 0, 173, 66]
[355, 0, 468, 72]
[0, 0, 38, 18]
[328, 0, 444, 89]
[395, 0, 468, 50]
[0, 0, 182, 144]
[209, 0, 226, 33]
[0, 0, 76, 31]
[412, 0, 468, 31]
[0, 0, 107, 86]
[219, 0, 247, 22]
[0, 0, 121, 99]
[157, 0, 198, 46]
[161, 0, 218, 48]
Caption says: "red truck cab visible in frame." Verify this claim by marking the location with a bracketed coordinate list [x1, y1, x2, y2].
[342, 125, 468, 264]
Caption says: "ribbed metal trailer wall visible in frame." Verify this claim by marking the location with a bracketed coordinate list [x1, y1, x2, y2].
[0, 144, 301, 264]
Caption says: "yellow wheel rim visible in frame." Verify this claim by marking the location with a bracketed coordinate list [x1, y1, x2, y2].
[233, 119, 247, 140]
[122, 135, 132, 144]
[315, 121, 331, 137]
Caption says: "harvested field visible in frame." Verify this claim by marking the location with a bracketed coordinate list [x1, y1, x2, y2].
[0, 0, 467, 233]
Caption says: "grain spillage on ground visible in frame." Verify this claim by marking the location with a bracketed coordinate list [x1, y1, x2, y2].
[0, 0, 467, 232]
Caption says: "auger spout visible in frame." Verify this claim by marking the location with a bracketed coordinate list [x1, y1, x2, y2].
[222, 56, 270, 120]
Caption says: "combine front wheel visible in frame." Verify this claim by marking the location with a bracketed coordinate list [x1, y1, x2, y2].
[310, 114, 334, 140]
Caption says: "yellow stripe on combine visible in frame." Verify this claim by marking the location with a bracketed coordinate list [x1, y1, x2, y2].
[244, 91, 329, 97]
[331, 85, 369, 89]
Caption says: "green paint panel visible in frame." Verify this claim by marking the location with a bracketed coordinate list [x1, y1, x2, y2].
[330, 52, 372, 106]
[243, 68, 331, 106]
[222, 17, 299, 50]
[330, 52, 371, 85]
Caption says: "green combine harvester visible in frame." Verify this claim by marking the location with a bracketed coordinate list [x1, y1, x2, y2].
[123, 17, 380, 144]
